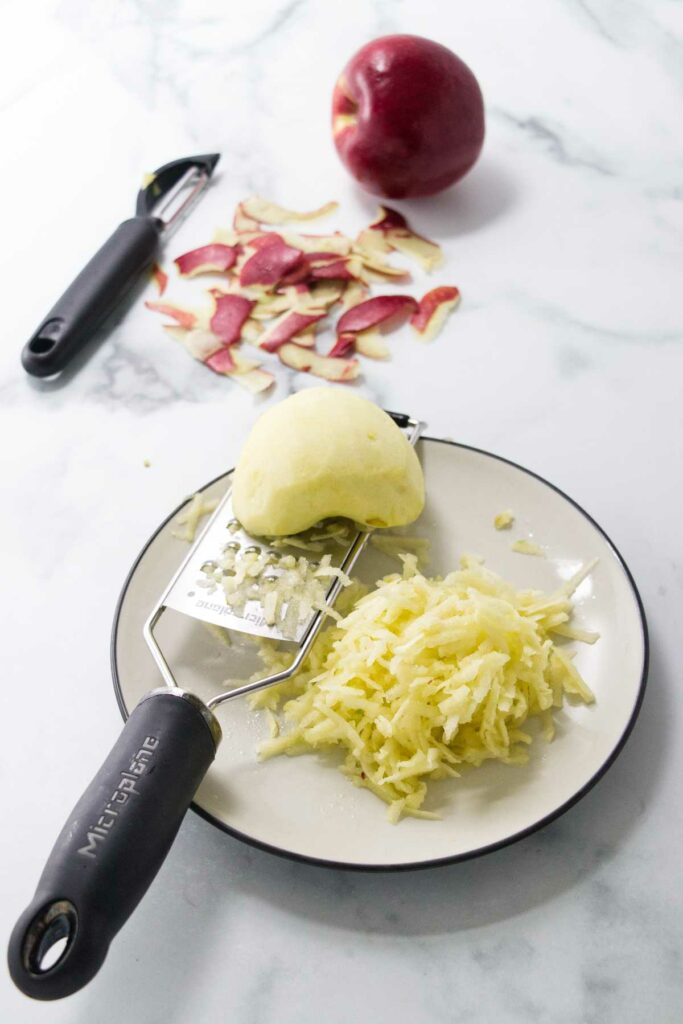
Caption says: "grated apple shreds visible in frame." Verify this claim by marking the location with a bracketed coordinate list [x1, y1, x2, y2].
[254, 554, 598, 822]
[197, 519, 357, 639]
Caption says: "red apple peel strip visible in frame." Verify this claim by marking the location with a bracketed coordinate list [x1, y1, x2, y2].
[327, 332, 356, 358]
[209, 292, 255, 345]
[150, 263, 168, 296]
[370, 206, 443, 271]
[205, 345, 260, 375]
[258, 310, 326, 352]
[308, 255, 363, 281]
[336, 294, 418, 335]
[174, 243, 238, 278]
[410, 286, 461, 342]
[205, 347, 274, 393]
[240, 236, 304, 288]
[145, 301, 198, 330]
[278, 342, 359, 381]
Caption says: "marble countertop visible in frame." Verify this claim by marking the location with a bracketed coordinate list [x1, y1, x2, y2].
[1, 1, 682, 1021]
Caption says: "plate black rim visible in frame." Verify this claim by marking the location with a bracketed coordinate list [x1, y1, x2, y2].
[110, 437, 649, 872]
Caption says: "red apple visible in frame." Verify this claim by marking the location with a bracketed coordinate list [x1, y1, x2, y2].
[332, 35, 484, 198]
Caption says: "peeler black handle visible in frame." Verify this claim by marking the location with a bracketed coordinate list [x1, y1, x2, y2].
[8, 688, 221, 1001]
[21, 216, 161, 378]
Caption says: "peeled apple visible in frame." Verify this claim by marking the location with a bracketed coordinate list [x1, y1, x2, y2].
[232, 388, 424, 536]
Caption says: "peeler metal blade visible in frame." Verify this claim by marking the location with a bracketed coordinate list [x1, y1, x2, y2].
[21, 153, 220, 379]
[136, 153, 221, 235]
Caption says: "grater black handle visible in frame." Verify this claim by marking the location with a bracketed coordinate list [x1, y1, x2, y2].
[21, 216, 161, 378]
[8, 689, 220, 1001]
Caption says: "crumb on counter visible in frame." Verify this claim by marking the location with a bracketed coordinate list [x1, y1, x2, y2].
[172, 493, 220, 543]
[511, 539, 545, 557]
[371, 533, 431, 568]
[494, 509, 514, 530]
[265, 708, 280, 739]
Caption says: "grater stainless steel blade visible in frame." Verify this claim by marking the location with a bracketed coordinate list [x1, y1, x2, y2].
[158, 493, 361, 643]
[144, 412, 423, 711]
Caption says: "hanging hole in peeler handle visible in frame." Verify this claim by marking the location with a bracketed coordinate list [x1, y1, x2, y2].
[26, 318, 65, 360]
[29, 337, 57, 355]
[21, 218, 161, 378]
[22, 901, 78, 974]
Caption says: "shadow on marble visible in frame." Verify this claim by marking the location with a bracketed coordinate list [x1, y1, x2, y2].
[351, 156, 518, 241]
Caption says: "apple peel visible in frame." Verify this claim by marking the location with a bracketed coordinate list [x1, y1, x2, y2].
[250, 290, 298, 320]
[353, 233, 409, 280]
[182, 329, 225, 361]
[278, 342, 359, 382]
[240, 318, 264, 344]
[340, 280, 370, 310]
[411, 286, 461, 342]
[336, 294, 418, 336]
[294, 326, 318, 349]
[327, 332, 356, 359]
[205, 345, 263, 376]
[246, 232, 286, 252]
[233, 368, 276, 394]
[151, 194, 455, 400]
[355, 327, 390, 359]
[250, 284, 322, 320]
[175, 243, 238, 278]
[282, 232, 351, 255]
[162, 324, 190, 344]
[308, 254, 363, 282]
[150, 263, 168, 296]
[205, 348, 237, 374]
[233, 202, 260, 232]
[242, 196, 338, 225]
[212, 228, 240, 247]
[258, 310, 326, 353]
[355, 228, 391, 258]
[209, 292, 255, 345]
[307, 281, 345, 309]
[370, 207, 443, 271]
[206, 348, 274, 393]
[355, 255, 411, 283]
[145, 301, 198, 330]
[240, 236, 304, 288]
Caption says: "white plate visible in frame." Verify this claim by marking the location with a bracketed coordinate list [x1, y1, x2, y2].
[112, 439, 647, 870]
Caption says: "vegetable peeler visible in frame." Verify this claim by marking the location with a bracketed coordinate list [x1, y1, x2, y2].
[8, 414, 422, 1000]
[21, 153, 220, 378]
